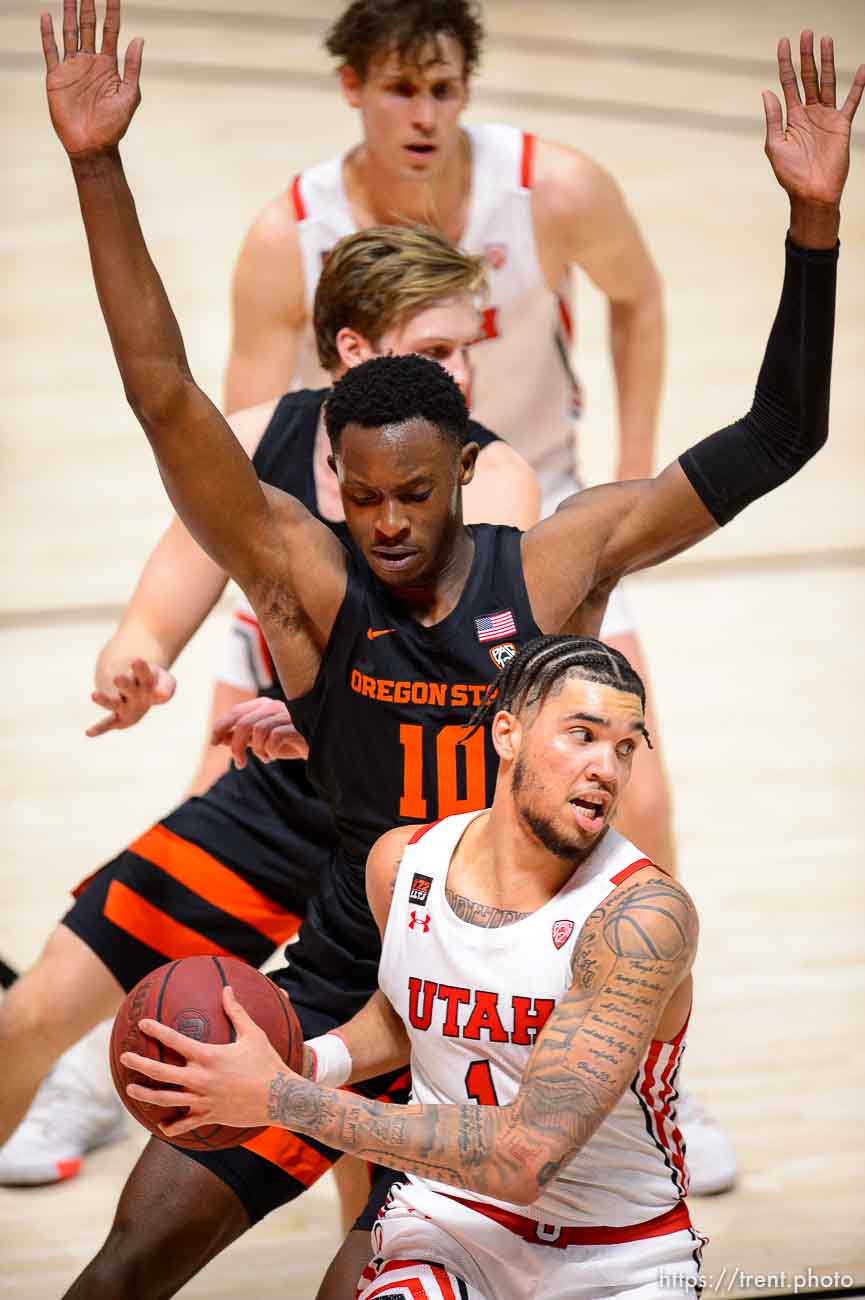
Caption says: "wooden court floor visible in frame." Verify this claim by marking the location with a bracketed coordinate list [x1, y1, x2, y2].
[2, 1, 864, 1295]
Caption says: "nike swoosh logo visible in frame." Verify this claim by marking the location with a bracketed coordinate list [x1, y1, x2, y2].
[367, 628, 396, 640]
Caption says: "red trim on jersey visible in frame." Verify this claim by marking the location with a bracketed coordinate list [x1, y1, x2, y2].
[610, 856, 653, 885]
[236, 609, 274, 683]
[520, 132, 536, 189]
[444, 1194, 691, 1247]
[366, 1263, 433, 1300]
[407, 821, 440, 845]
[635, 1034, 688, 1197]
[557, 294, 574, 342]
[290, 173, 306, 222]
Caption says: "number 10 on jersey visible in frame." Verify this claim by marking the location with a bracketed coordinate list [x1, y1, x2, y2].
[398, 723, 487, 820]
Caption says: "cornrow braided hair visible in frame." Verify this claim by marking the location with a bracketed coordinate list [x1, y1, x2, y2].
[468, 634, 652, 747]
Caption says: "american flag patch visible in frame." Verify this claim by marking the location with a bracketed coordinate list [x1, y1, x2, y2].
[475, 609, 517, 643]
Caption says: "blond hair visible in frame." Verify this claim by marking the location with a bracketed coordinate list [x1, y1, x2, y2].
[314, 224, 487, 371]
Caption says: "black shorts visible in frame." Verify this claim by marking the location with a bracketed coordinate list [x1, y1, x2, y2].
[177, 845, 405, 1222]
[354, 1165, 406, 1232]
[63, 755, 336, 992]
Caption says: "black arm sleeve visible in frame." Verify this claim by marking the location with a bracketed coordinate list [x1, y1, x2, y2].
[678, 236, 838, 526]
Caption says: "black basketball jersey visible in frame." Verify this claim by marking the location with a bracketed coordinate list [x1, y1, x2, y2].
[214, 389, 504, 816]
[288, 525, 542, 860]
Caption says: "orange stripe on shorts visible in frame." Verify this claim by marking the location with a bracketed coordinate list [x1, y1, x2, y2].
[242, 1125, 331, 1186]
[129, 824, 301, 945]
[104, 880, 233, 960]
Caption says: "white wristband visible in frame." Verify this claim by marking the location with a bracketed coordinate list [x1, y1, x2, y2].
[306, 1032, 352, 1087]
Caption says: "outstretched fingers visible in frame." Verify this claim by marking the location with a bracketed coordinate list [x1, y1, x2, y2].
[61, 0, 79, 58]
[762, 89, 784, 151]
[123, 34, 144, 92]
[78, 0, 96, 53]
[777, 36, 802, 114]
[817, 34, 836, 107]
[799, 30, 819, 105]
[101, 0, 120, 56]
[40, 13, 59, 71]
[840, 61, 865, 124]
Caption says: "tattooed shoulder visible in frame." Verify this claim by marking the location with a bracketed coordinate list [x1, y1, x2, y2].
[602, 876, 696, 962]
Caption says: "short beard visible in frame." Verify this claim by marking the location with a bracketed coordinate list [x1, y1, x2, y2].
[512, 754, 604, 867]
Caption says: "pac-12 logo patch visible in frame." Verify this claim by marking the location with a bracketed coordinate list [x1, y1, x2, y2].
[552, 919, 574, 950]
[489, 641, 517, 669]
[409, 874, 433, 907]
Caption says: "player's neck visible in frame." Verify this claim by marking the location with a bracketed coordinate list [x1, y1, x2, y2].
[451, 807, 584, 913]
[389, 525, 475, 625]
[344, 132, 471, 244]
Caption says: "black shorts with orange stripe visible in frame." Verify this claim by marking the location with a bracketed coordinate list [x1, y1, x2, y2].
[63, 755, 337, 992]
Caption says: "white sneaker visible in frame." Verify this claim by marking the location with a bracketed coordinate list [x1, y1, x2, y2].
[0, 1023, 127, 1186]
[678, 1091, 738, 1195]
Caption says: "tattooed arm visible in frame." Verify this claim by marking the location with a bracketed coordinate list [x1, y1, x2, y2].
[267, 872, 697, 1204]
[126, 870, 696, 1206]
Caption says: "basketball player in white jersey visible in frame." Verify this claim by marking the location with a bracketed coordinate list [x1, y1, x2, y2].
[125, 636, 705, 1300]
[219, 0, 730, 1189]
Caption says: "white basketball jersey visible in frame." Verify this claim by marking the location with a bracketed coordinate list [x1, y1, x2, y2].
[378, 812, 689, 1228]
[290, 124, 581, 477]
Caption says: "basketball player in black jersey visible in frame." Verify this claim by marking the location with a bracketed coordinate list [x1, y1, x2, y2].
[0, 222, 535, 1223]
[40, 4, 861, 1296]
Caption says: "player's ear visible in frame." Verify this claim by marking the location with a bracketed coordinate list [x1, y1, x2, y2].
[491, 709, 520, 761]
[336, 326, 375, 370]
[339, 64, 363, 108]
[458, 441, 479, 485]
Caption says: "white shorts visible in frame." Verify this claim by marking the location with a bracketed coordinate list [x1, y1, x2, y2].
[538, 466, 637, 641]
[358, 1181, 706, 1300]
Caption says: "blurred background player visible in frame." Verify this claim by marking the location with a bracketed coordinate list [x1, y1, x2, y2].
[0, 224, 536, 1224]
[221, 0, 731, 1189]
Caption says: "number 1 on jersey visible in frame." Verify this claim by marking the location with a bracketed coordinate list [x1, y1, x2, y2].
[398, 723, 486, 819]
[465, 1059, 500, 1106]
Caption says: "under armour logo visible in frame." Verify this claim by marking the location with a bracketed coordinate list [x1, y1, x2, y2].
[408, 911, 431, 933]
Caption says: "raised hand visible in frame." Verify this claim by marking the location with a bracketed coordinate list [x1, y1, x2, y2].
[86, 658, 177, 737]
[763, 32, 864, 209]
[41, 0, 143, 159]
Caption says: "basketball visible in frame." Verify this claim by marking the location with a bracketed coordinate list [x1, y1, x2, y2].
[109, 955, 303, 1150]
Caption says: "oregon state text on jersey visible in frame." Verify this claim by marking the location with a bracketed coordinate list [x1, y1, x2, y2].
[378, 813, 690, 1228]
[288, 525, 542, 861]
[289, 124, 581, 479]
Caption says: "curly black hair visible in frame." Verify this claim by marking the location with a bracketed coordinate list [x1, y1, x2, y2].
[324, 353, 469, 453]
[325, 0, 484, 81]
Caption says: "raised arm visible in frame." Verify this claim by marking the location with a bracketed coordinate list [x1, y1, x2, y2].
[123, 866, 695, 1206]
[533, 141, 664, 481]
[42, 1, 347, 696]
[41, 4, 276, 581]
[523, 33, 863, 632]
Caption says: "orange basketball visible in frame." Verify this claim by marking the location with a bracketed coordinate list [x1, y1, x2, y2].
[110, 955, 303, 1150]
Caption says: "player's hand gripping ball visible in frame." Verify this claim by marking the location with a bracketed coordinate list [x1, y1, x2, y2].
[110, 955, 303, 1149]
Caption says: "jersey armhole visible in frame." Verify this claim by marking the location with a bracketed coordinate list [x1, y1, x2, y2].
[407, 820, 441, 845]
[290, 173, 306, 222]
[520, 132, 536, 190]
[610, 856, 654, 886]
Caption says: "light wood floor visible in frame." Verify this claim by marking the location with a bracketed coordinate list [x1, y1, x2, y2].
[2, 1, 864, 1296]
